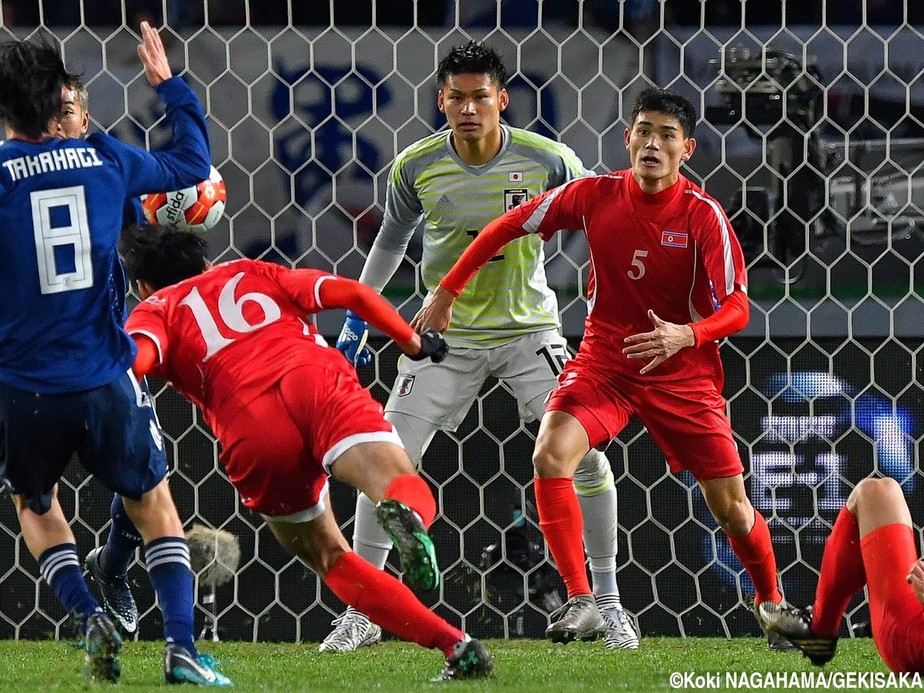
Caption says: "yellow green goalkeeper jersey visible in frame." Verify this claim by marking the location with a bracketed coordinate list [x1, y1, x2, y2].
[375, 124, 591, 348]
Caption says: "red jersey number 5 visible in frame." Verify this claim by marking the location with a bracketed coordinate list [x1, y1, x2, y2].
[628, 249, 648, 280]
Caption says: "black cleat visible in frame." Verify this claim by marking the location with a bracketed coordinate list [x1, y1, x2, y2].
[84, 612, 123, 682]
[85, 547, 138, 635]
[439, 636, 493, 680]
[375, 499, 439, 591]
[758, 601, 838, 665]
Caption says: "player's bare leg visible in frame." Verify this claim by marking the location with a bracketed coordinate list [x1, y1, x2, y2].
[15, 486, 122, 682]
[532, 411, 607, 642]
[124, 480, 231, 686]
[525, 395, 638, 649]
[699, 475, 789, 651]
[764, 478, 915, 666]
[331, 441, 439, 591]
[321, 429, 438, 653]
[267, 504, 492, 680]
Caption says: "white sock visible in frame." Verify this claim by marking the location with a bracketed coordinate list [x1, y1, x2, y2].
[352, 492, 392, 570]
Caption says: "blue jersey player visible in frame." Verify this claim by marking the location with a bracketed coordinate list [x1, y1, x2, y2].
[0, 23, 230, 686]
[55, 75, 186, 643]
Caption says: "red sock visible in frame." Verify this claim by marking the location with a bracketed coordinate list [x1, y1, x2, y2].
[325, 552, 462, 656]
[385, 474, 436, 528]
[534, 476, 590, 598]
[726, 510, 782, 605]
[811, 506, 864, 637]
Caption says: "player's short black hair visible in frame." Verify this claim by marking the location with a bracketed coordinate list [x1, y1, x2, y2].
[0, 36, 76, 139]
[119, 223, 209, 290]
[630, 87, 697, 138]
[437, 40, 508, 89]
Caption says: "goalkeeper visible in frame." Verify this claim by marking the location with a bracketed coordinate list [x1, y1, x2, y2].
[328, 40, 636, 652]
[118, 223, 492, 682]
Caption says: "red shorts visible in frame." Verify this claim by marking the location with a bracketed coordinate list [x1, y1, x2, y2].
[861, 524, 924, 673]
[216, 361, 400, 518]
[546, 361, 743, 480]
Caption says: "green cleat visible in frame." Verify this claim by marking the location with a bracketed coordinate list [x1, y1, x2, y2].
[375, 498, 440, 591]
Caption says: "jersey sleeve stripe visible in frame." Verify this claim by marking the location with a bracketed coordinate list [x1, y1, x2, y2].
[313, 274, 336, 309]
[523, 181, 571, 234]
[128, 328, 165, 366]
[688, 189, 741, 297]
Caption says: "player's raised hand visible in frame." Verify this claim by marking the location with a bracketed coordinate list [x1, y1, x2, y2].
[623, 309, 695, 374]
[411, 285, 454, 334]
[336, 310, 373, 367]
[137, 20, 172, 88]
[404, 328, 448, 363]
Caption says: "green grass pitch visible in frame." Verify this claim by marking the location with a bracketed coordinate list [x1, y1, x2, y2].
[0, 637, 889, 691]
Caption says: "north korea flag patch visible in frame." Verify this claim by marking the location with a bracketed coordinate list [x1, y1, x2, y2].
[661, 230, 688, 248]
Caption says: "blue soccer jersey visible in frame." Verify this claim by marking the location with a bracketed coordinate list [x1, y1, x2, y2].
[0, 76, 210, 393]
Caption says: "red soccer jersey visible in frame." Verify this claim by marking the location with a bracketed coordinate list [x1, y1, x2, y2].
[126, 259, 343, 437]
[503, 171, 747, 383]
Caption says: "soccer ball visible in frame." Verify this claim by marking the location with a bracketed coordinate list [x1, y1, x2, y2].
[141, 165, 227, 234]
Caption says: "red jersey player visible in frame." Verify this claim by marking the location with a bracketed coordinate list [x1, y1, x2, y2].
[760, 477, 924, 673]
[412, 87, 787, 645]
[117, 224, 492, 681]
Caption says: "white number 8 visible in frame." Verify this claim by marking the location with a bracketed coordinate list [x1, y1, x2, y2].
[31, 186, 93, 294]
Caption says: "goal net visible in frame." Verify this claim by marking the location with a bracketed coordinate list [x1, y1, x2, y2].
[0, 3, 920, 642]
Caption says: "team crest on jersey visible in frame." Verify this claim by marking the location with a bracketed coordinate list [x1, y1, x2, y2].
[396, 374, 415, 397]
[505, 188, 528, 211]
[661, 230, 688, 248]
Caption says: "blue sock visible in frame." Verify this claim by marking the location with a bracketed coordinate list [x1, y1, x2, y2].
[144, 537, 197, 656]
[99, 495, 143, 576]
[38, 543, 100, 633]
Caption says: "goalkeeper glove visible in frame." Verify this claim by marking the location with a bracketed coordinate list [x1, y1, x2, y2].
[407, 328, 449, 363]
[336, 310, 373, 367]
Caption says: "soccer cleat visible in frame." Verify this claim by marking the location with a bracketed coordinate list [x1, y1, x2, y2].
[164, 643, 233, 686]
[545, 594, 607, 643]
[439, 636, 494, 680]
[601, 605, 640, 650]
[375, 499, 440, 591]
[85, 546, 139, 635]
[752, 599, 798, 652]
[758, 602, 838, 665]
[84, 612, 123, 683]
[318, 608, 383, 653]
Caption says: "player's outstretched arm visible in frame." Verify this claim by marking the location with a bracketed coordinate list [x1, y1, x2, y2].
[321, 276, 447, 363]
[421, 215, 527, 332]
[411, 286, 455, 335]
[137, 20, 172, 88]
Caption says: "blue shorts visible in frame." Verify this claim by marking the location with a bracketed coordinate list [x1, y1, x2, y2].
[0, 370, 168, 514]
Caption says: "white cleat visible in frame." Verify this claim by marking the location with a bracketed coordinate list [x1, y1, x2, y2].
[601, 606, 640, 650]
[319, 608, 382, 653]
